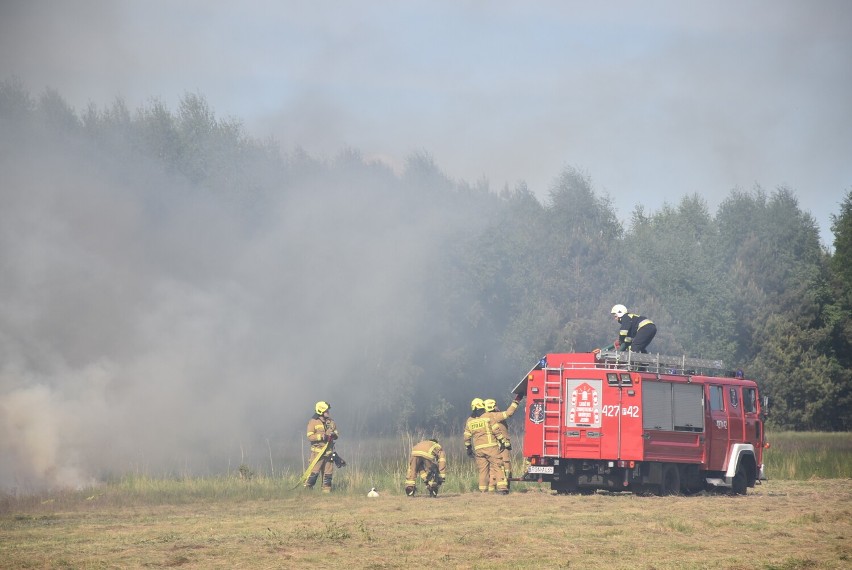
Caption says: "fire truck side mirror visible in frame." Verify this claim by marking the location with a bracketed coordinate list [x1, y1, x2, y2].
[762, 396, 770, 416]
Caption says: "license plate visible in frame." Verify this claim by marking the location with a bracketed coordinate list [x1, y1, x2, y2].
[527, 466, 554, 474]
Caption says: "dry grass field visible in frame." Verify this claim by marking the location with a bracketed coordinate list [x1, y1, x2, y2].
[2, 478, 850, 569]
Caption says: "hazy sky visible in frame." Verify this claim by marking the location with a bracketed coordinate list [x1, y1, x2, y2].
[2, 0, 850, 246]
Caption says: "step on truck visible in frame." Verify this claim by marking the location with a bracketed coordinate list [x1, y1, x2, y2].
[513, 351, 767, 495]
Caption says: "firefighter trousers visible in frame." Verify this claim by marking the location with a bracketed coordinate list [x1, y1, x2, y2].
[475, 446, 507, 492]
[631, 323, 657, 353]
[405, 456, 437, 488]
[490, 448, 512, 489]
[307, 446, 334, 490]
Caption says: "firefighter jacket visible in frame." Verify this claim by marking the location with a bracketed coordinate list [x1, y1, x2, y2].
[464, 410, 502, 451]
[483, 401, 518, 448]
[306, 414, 338, 456]
[617, 313, 654, 349]
[483, 400, 520, 423]
[410, 439, 447, 478]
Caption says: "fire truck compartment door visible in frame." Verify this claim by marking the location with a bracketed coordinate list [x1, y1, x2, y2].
[563, 378, 603, 459]
[642, 381, 704, 464]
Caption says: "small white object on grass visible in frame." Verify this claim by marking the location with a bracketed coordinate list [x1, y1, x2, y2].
[367, 487, 379, 498]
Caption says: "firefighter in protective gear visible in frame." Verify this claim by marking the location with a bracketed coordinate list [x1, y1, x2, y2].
[608, 304, 657, 353]
[405, 438, 447, 497]
[305, 400, 339, 492]
[464, 400, 509, 493]
[484, 394, 523, 489]
[465, 398, 484, 460]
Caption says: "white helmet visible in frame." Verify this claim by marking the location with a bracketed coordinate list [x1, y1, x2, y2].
[611, 304, 628, 318]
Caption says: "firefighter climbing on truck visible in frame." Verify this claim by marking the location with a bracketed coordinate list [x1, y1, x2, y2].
[607, 304, 657, 353]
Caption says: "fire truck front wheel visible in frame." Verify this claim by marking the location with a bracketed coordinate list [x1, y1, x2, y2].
[731, 464, 748, 495]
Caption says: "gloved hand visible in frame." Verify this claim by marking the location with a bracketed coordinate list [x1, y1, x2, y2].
[498, 440, 506, 452]
[504, 442, 512, 451]
[514, 392, 524, 402]
[466, 446, 473, 458]
[437, 475, 446, 484]
[330, 433, 338, 440]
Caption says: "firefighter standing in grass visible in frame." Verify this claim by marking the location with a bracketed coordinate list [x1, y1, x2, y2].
[609, 304, 657, 353]
[405, 438, 447, 497]
[464, 398, 510, 494]
[305, 401, 339, 492]
[484, 394, 524, 489]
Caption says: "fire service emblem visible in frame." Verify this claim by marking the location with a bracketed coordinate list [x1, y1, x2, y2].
[529, 399, 545, 424]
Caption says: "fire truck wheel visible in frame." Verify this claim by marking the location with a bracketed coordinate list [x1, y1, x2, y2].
[660, 464, 681, 496]
[731, 464, 748, 495]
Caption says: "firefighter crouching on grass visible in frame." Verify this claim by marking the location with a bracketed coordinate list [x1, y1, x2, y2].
[464, 398, 511, 494]
[405, 438, 447, 497]
[484, 394, 523, 489]
[305, 400, 339, 492]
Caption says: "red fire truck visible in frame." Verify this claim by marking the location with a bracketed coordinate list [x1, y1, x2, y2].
[513, 351, 767, 495]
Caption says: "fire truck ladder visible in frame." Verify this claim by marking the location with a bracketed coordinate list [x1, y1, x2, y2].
[596, 350, 725, 376]
[542, 366, 563, 457]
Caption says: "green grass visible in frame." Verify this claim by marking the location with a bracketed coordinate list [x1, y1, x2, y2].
[1, 431, 847, 514]
[764, 431, 852, 480]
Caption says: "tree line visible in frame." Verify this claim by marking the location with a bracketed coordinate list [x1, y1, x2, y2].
[2, 79, 849, 433]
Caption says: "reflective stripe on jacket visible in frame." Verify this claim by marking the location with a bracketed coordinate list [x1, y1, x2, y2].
[306, 415, 338, 453]
[411, 440, 447, 476]
[464, 415, 500, 450]
[619, 313, 653, 344]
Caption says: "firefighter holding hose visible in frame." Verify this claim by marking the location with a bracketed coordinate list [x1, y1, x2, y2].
[304, 400, 340, 492]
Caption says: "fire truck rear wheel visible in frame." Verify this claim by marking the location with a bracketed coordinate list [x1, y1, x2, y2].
[660, 464, 681, 496]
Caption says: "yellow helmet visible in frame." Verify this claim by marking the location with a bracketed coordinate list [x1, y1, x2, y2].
[484, 398, 497, 412]
[315, 401, 330, 414]
[470, 397, 485, 411]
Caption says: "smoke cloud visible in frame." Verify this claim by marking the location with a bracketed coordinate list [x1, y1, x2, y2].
[0, 100, 465, 491]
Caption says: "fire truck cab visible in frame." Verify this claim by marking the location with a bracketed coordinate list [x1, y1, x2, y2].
[514, 351, 767, 495]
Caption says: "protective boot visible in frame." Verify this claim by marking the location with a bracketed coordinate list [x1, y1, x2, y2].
[304, 473, 319, 489]
[428, 483, 439, 498]
[322, 474, 333, 493]
[405, 486, 416, 496]
[496, 477, 509, 495]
